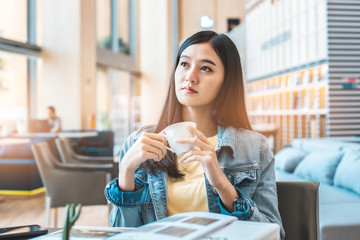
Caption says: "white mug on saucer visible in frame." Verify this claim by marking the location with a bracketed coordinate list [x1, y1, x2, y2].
[162, 122, 196, 157]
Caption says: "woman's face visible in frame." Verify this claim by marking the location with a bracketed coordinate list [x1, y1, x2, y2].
[174, 42, 225, 109]
[48, 109, 56, 119]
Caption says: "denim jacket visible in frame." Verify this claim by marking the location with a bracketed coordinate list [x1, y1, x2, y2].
[105, 125, 285, 239]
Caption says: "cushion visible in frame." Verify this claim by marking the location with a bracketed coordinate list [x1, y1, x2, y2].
[293, 138, 344, 152]
[334, 148, 360, 195]
[318, 184, 360, 205]
[293, 151, 344, 185]
[274, 147, 307, 173]
[275, 169, 306, 181]
[320, 203, 360, 240]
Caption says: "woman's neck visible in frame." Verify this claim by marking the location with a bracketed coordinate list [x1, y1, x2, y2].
[182, 106, 218, 137]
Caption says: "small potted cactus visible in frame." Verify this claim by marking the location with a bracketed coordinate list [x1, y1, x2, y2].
[62, 203, 82, 240]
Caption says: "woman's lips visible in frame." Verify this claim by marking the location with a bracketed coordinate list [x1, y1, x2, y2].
[182, 86, 198, 93]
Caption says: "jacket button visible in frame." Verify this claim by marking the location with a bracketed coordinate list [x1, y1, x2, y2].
[106, 184, 110, 189]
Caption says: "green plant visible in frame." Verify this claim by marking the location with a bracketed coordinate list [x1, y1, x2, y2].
[62, 203, 82, 240]
[98, 36, 130, 54]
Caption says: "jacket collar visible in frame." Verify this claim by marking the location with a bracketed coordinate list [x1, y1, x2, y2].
[217, 125, 237, 157]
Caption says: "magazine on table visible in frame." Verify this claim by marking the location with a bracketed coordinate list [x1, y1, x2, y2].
[33, 212, 237, 240]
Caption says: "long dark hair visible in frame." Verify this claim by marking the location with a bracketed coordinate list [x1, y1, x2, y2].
[143, 30, 252, 178]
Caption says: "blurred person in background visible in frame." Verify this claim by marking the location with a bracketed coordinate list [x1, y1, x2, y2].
[48, 106, 62, 133]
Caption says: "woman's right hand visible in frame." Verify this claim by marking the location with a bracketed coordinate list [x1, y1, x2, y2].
[118, 132, 167, 192]
[121, 132, 168, 173]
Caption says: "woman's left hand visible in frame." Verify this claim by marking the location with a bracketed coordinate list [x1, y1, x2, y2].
[177, 126, 239, 212]
[176, 126, 226, 189]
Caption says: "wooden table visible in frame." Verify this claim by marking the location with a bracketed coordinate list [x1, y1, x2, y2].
[0, 138, 31, 145]
[11, 131, 98, 138]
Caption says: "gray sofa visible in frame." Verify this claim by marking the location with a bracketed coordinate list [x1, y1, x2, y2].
[274, 138, 360, 240]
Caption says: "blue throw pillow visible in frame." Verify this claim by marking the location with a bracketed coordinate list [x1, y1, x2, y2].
[274, 147, 307, 173]
[333, 148, 360, 195]
[293, 151, 344, 185]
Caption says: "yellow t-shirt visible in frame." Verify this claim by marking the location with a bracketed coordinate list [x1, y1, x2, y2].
[167, 135, 218, 216]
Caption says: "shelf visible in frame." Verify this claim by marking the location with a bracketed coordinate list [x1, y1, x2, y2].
[248, 81, 328, 98]
[249, 109, 328, 116]
[241, 0, 360, 147]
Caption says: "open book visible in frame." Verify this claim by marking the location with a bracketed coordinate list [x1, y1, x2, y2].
[108, 212, 237, 240]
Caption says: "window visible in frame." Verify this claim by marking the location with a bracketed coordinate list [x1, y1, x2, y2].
[0, 0, 40, 136]
[0, 51, 28, 134]
[0, 0, 27, 42]
[96, 0, 111, 50]
[96, 67, 132, 147]
[96, 0, 130, 55]
[95, 0, 140, 150]
[117, 0, 130, 54]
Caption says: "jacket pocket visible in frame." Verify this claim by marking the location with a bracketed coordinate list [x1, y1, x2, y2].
[223, 168, 259, 197]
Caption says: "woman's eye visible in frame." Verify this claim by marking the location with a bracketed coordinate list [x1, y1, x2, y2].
[180, 62, 188, 67]
[201, 66, 212, 72]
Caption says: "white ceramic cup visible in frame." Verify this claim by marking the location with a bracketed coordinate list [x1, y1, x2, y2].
[162, 121, 197, 156]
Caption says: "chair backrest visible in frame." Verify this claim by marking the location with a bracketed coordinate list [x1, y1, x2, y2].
[31, 140, 108, 207]
[32, 140, 63, 181]
[55, 138, 75, 163]
[276, 181, 319, 240]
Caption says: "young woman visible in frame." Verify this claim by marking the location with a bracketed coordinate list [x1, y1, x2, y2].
[105, 31, 285, 239]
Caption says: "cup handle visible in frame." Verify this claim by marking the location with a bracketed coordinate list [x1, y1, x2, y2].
[159, 133, 175, 153]
[165, 146, 175, 153]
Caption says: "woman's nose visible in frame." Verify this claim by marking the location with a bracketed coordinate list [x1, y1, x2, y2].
[185, 77, 196, 83]
[185, 69, 197, 84]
